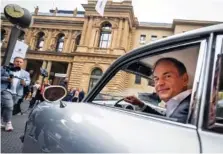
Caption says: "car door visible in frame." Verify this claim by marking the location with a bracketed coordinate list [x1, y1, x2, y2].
[85, 35, 210, 152]
[197, 34, 223, 153]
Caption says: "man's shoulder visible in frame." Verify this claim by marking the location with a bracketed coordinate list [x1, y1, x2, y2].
[182, 94, 191, 103]
[21, 69, 29, 75]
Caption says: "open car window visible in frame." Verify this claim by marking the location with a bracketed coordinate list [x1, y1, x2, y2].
[92, 43, 201, 124]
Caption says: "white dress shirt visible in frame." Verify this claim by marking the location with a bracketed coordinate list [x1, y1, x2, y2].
[141, 89, 192, 117]
[165, 89, 192, 117]
[7, 71, 21, 94]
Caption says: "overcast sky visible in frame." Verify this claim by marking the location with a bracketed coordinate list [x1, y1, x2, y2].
[1, 0, 223, 23]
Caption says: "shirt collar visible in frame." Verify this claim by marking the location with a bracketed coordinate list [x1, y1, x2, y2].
[168, 89, 192, 103]
[165, 89, 192, 117]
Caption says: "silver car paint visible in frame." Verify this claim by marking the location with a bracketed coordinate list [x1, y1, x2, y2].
[23, 102, 200, 153]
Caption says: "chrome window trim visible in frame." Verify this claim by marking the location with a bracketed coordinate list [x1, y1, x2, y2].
[187, 40, 208, 125]
[206, 35, 223, 130]
[198, 33, 215, 129]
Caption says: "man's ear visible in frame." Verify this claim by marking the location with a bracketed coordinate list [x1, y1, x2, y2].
[182, 73, 189, 86]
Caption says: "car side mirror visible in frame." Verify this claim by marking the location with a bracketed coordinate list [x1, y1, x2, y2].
[43, 86, 67, 102]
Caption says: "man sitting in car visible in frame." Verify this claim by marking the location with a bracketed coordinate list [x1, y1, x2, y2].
[124, 57, 191, 123]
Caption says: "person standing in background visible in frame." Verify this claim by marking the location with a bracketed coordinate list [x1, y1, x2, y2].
[79, 89, 85, 102]
[1, 57, 30, 131]
[29, 80, 41, 108]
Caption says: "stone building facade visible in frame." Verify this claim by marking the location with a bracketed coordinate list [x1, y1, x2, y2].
[1, 0, 221, 93]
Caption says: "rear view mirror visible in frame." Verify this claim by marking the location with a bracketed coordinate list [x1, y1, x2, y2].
[43, 86, 67, 102]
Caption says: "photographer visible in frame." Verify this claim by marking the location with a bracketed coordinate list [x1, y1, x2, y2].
[1, 57, 30, 131]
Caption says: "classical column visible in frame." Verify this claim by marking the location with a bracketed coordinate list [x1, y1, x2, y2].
[24, 31, 31, 44]
[46, 61, 52, 76]
[89, 28, 97, 47]
[49, 36, 57, 51]
[29, 37, 36, 50]
[85, 17, 93, 46]
[110, 29, 116, 49]
[117, 18, 123, 47]
[66, 63, 72, 78]
[44, 30, 52, 51]
[121, 19, 129, 49]
[38, 60, 47, 82]
[80, 18, 89, 45]
[94, 28, 100, 47]
[64, 32, 72, 52]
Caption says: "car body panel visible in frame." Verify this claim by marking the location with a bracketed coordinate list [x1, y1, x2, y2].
[23, 102, 200, 153]
[22, 24, 223, 153]
[198, 130, 223, 153]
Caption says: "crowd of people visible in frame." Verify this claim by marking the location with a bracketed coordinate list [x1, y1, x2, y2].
[1, 57, 86, 132]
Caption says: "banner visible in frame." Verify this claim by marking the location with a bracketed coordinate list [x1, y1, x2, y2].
[55, 73, 67, 78]
[95, 0, 108, 16]
[10, 40, 28, 63]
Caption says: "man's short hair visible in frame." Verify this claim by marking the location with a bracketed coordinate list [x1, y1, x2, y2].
[153, 57, 187, 76]
[14, 57, 24, 61]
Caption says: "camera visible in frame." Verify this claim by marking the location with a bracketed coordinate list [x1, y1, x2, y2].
[3, 64, 14, 72]
[40, 68, 48, 78]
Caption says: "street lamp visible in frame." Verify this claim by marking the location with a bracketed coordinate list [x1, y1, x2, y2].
[3, 4, 32, 66]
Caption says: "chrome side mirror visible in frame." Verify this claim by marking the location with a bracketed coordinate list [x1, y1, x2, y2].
[43, 86, 67, 102]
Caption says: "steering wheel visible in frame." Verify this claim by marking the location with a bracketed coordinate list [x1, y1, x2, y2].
[114, 98, 125, 107]
[114, 98, 134, 110]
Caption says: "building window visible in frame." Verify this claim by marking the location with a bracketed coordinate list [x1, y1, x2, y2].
[36, 32, 45, 51]
[151, 35, 157, 41]
[163, 36, 167, 38]
[1, 29, 6, 42]
[18, 31, 25, 42]
[89, 68, 103, 91]
[135, 75, 141, 84]
[56, 33, 65, 52]
[99, 22, 112, 48]
[76, 34, 81, 46]
[74, 34, 81, 51]
[140, 34, 146, 44]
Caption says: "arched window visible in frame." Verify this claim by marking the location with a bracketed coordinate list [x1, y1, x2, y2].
[56, 33, 65, 52]
[89, 68, 103, 91]
[98, 22, 112, 48]
[1, 29, 6, 42]
[36, 32, 45, 51]
[18, 31, 25, 42]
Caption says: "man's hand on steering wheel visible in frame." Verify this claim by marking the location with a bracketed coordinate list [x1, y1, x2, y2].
[124, 96, 144, 108]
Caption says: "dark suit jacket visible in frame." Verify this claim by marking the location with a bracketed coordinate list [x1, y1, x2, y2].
[143, 95, 191, 123]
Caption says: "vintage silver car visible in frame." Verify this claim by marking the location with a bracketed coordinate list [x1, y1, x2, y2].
[21, 24, 223, 153]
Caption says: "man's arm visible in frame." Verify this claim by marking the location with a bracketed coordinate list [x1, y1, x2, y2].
[24, 72, 31, 86]
[141, 104, 164, 115]
[20, 71, 31, 86]
[124, 96, 164, 116]
[1, 67, 11, 82]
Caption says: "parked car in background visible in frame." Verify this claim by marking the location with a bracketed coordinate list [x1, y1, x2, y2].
[21, 24, 223, 153]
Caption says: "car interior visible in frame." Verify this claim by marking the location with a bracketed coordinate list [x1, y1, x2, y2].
[92, 42, 223, 126]
[93, 44, 201, 122]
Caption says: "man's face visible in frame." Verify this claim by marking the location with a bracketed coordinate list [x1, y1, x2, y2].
[13, 58, 24, 68]
[153, 61, 188, 102]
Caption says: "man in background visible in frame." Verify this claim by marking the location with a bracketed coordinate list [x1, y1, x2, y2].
[1, 57, 30, 131]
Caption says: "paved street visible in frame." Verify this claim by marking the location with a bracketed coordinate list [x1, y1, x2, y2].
[1, 100, 30, 153]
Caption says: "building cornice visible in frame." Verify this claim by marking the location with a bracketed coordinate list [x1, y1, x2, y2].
[82, 2, 137, 28]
